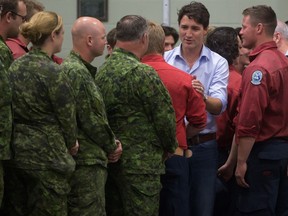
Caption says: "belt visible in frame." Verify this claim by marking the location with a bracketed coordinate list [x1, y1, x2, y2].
[174, 147, 193, 158]
[187, 133, 216, 146]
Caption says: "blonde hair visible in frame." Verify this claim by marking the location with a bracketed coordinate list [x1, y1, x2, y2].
[146, 21, 165, 54]
[20, 11, 63, 46]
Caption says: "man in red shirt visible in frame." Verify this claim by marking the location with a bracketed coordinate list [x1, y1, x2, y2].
[221, 5, 288, 215]
[142, 21, 207, 216]
[6, 0, 63, 64]
[6, 0, 44, 59]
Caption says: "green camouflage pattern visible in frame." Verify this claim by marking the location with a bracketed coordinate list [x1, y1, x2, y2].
[7, 48, 76, 174]
[106, 164, 161, 216]
[0, 36, 13, 69]
[62, 51, 117, 215]
[95, 48, 178, 174]
[68, 165, 107, 216]
[62, 51, 117, 167]
[3, 167, 71, 216]
[0, 36, 13, 160]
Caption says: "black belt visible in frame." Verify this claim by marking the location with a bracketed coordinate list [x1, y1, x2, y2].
[187, 133, 216, 146]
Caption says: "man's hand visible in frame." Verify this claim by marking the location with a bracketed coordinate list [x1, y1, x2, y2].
[218, 162, 234, 182]
[192, 79, 205, 97]
[69, 140, 79, 156]
[108, 139, 123, 163]
[235, 161, 249, 188]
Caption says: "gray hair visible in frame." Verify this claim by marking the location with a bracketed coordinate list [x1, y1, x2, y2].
[275, 20, 288, 40]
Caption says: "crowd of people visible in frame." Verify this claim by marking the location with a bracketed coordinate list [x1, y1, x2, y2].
[1, 0, 288, 216]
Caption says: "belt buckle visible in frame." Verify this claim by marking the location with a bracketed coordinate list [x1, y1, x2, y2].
[196, 135, 200, 145]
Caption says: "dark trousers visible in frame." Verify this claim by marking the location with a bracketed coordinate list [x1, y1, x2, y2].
[235, 139, 288, 216]
[214, 148, 238, 216]
[159, 155, 190, 216]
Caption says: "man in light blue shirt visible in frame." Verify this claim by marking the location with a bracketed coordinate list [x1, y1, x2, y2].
[164, 2, 229, 216]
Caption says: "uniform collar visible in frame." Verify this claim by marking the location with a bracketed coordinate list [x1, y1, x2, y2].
[249, 41, 277, 61]
[113, 47, 140, 61]
[70, 50, 97, 77]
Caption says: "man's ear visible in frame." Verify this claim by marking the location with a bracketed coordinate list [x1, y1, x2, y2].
[87, 35, 93, 47]
[273, 32, 280, 43]
[4, 11, 14, 23]
[141, 32, 148, 44]
[256, 23, 264, 34]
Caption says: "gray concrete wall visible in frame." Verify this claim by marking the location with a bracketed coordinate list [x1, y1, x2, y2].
[39, 0, 288, 67]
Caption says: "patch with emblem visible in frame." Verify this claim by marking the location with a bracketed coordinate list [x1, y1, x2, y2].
[251, 70, 262, 85]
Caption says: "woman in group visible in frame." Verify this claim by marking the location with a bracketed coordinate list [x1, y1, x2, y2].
[3, 11, 78, 215]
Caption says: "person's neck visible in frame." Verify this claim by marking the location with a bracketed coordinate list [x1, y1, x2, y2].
[181, 44, 203, 68]
[116, 40, 143, 59]
[18, 34, 30, 46]
[0, 29, 8, 41]
[73, 47, 94, 63]
[253, 36, 273, 50]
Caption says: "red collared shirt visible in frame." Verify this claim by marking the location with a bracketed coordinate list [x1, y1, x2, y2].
[235, 41, 288, 142]
[6, 37, 29, 59]
[216, 65, 241, 148]
[142, 54, 207, 149]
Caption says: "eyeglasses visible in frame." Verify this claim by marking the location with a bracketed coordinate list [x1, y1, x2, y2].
[10, 11, 26, 21]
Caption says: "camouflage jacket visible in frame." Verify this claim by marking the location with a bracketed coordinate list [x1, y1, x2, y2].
[95, 48, 177, 174]
[62, 51, 117, 167]
[0, 36, 13, 160]
[8, 48, 77, 174]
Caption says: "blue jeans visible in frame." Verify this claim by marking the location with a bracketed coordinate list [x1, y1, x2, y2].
[188, 140, 218, 216]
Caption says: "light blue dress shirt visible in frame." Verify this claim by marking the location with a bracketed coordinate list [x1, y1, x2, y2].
[164, 44, 229, 134]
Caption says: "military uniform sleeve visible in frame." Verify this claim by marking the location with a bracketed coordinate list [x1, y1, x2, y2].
[64, 65, 117, 154]
[0, 62, 12, 160]
[47, 68, 77, 149]
[136, 65, 178, 153]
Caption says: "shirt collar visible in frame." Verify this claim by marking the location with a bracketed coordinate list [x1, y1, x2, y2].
[249, 41, 277, 61]
[141, 54, 165, 63]
[174, 44, 210, 62]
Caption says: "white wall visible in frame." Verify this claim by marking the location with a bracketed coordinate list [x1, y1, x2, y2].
[39, 0, 288, 67]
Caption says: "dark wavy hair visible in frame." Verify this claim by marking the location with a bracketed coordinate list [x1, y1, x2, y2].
[177, 1, 209, 29]
[206, 27, 239, 65]
[161, 25, 179, 44]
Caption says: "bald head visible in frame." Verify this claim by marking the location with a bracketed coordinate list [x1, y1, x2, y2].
[72, 17, 103, 42]
[71, 16, 106, 61]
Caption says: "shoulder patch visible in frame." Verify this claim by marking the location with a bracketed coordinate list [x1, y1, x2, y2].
[251, 70, 262, 85]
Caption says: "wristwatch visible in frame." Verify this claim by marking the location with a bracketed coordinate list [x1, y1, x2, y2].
[203, 93, 208, 102]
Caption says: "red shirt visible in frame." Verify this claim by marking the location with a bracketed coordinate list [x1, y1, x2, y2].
[52, 55, 63, 65]
[235, 41, 288, 142]
[216, 65, 241, 148]
[142, 54, 207, 149]
[6, 37, 29, 59]
[6, 38, 63, 65]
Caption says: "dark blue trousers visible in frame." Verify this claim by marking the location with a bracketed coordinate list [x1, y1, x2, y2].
[159, 155, 190, 216]
[235, 139, 288, 216]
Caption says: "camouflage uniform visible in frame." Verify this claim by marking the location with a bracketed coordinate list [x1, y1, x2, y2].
[3, 48, 77, 216]
[62, 51, 117, 216]
[95, 48, 178, 216]
[0, 36, 13, 205]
